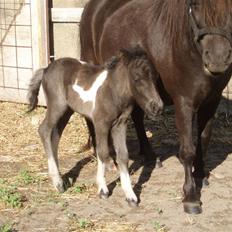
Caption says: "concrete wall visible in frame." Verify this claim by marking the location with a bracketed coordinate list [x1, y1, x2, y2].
[53, 0, 88, 7]
[52, 0, 89, 59]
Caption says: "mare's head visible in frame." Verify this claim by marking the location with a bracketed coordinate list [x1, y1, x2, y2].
[188, 0, 232, 75]
[119, 48, 163, 117]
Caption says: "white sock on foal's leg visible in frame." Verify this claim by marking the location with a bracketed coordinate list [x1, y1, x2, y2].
[48, 156, 63, 192]
[119, 167, 138, 207]
[96, 156, 109, 198]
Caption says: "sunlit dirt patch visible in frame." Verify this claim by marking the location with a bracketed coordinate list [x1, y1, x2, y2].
[0, 101, 232, 231]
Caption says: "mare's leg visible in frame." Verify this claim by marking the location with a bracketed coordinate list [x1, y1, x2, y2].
[193, 97, 221, 186]
[94, 122, 111, 198]
[132, 104, 161, 165]
[111, 122, 138, 207]
[174, 99, 201, 214]
[85, 118, 96, 152]
[39, 104, 70, 193]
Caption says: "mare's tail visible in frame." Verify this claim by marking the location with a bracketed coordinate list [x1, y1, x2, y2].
[27, 68, 45, 112]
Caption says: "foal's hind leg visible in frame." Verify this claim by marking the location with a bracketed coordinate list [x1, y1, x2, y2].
[111, 122, 138, 207]
[51, 108, 74, 188]
[39, 105, 70, 193]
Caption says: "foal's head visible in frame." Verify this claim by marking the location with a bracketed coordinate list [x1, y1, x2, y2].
[120, 48, 163, 117]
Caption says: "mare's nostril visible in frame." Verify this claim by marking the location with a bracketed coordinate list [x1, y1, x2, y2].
[204, 50, 210, 59]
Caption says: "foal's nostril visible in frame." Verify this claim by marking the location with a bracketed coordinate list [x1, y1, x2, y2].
[150, 100, 163, 115]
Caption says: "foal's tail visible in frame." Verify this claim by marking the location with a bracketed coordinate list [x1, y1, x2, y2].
[27, 68, 45, 112]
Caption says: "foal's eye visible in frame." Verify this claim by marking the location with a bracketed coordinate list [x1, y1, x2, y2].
[134, 76, 141, 82]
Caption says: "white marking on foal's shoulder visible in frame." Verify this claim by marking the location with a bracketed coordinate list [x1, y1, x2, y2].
[72, 70, 108, 108]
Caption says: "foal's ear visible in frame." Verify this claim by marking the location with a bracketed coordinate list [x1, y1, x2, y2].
[120, 48, 133, 64]
[120, 48, 132, 56]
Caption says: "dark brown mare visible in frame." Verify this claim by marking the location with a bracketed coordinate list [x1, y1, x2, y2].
[27, 49, 163, 206]
[80, 0, 232, 214]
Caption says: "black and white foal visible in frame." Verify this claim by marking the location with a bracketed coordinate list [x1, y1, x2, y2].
[27, 48, 163, 206]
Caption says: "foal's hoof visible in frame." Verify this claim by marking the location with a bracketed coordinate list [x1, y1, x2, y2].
[183, 202, 202, 214]
[126, 198, 138, 208]
[99, 189, 109, 199]
[55, 183, 65, 193]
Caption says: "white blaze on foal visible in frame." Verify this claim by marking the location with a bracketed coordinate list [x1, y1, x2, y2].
[72, 70, 108, 109]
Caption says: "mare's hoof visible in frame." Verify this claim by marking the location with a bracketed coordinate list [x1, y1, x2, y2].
[99, 189, 109, 199]
[183, 202, 202, 214]
[126, 198, 138, 208]
[156, 157, 163, 168]
[202, 177, 209, 187]
[144, 158, 163, 168]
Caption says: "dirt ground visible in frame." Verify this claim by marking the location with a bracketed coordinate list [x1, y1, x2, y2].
[0, 101, 232, 232]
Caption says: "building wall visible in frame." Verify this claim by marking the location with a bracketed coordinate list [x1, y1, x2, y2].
[52, 0, 89, 59]
[53, 0, 88, 7]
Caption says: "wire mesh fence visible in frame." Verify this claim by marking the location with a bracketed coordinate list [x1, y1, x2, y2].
[0, 0, 33, 94]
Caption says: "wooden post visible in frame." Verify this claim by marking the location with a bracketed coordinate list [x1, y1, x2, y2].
[31, 0, 50, 70]
[30, 0, 49, 105]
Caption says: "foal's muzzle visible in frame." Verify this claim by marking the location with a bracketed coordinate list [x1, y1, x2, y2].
[145, 99, 163, 119]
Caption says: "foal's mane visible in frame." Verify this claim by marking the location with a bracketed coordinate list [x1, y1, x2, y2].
[105, 48, 148, 70]
[150, 0, 232, 47]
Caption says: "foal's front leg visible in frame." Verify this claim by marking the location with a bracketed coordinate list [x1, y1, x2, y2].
[111, 121, 138, 207]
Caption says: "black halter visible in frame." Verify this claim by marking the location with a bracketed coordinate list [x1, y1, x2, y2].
[187, 0, 232, 52]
